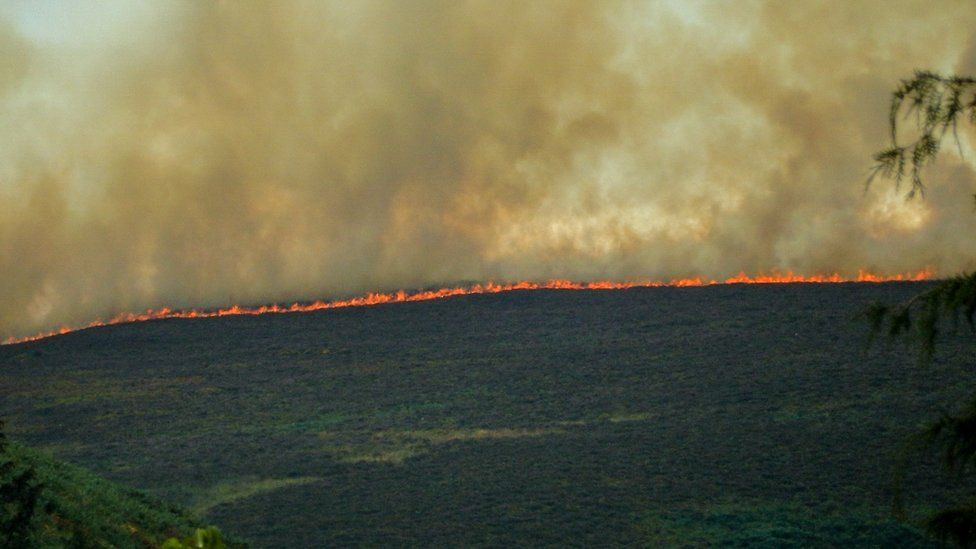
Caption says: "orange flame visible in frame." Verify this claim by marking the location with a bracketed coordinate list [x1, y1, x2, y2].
[3, 268, 934, 346]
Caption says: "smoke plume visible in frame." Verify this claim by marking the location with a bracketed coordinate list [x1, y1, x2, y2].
[2, 1, 976, 339]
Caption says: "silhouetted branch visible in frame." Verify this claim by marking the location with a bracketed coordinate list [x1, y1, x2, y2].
[870, 71, 976, 198]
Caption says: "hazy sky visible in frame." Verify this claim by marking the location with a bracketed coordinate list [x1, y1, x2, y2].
[2, 1, 976, 339]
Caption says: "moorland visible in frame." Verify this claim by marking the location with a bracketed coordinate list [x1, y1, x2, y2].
[2, 282, 973, 546]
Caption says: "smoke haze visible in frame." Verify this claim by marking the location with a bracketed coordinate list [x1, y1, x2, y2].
[2, 1, 976, 339]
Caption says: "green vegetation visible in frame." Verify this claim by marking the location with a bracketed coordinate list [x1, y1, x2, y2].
[1, 283, 962, 545]
[163, 526, 227, 549]
[0, 421, 42, 547]
[191, 477, 320, 515]
[867, 71, 976, 546]
[0, 419, 233, 548]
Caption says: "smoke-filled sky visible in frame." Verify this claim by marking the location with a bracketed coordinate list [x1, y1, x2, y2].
[2, 0, 976, 339]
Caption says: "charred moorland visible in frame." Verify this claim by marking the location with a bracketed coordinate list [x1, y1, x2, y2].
[1, 282, 972, 546]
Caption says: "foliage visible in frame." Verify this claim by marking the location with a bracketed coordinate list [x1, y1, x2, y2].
[863, 273, 976, 359]
[869, 70, 976, 198]
[926, 503, 976, 548]
[867, 70, 976, 547]
[0, 419, 44, 548]
[163, 526, 227, 549]
[0, 419, 232, 548]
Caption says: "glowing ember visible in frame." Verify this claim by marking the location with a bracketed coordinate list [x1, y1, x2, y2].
[3, 269, 934, 346]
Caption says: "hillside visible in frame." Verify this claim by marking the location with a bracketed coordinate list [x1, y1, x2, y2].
[0, 435, 215, 547]
[1, 282, 973, 546]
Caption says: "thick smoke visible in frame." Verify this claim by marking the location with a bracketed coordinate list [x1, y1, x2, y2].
[2, 1, 976, 339]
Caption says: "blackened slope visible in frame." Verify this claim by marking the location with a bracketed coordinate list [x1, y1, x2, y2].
[0, 282, 965, 545]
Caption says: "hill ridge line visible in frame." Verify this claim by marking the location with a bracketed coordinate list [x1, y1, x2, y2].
[3, 269, 933, 346]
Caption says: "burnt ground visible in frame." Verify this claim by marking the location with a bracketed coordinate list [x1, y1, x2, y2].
[2, 282, 973, 546]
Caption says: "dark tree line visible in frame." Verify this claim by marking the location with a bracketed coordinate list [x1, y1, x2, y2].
[867, 70, 976, 547]
[0, 420, 44, 548]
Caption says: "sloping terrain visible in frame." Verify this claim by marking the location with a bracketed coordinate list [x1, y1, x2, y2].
[1, 282, 972, 546]
[1, 439, 211, 547]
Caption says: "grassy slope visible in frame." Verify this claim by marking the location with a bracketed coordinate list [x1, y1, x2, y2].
[3, 440, 206, 548]
[1, 282, 971, 546]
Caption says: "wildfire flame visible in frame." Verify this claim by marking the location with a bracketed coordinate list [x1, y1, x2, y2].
[3, 268, 933, 346]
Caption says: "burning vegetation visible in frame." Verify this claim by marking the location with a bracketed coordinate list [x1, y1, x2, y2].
[4, 269, 932, 345]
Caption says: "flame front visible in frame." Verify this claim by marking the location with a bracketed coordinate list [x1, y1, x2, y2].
[3, 269, 934, 346]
